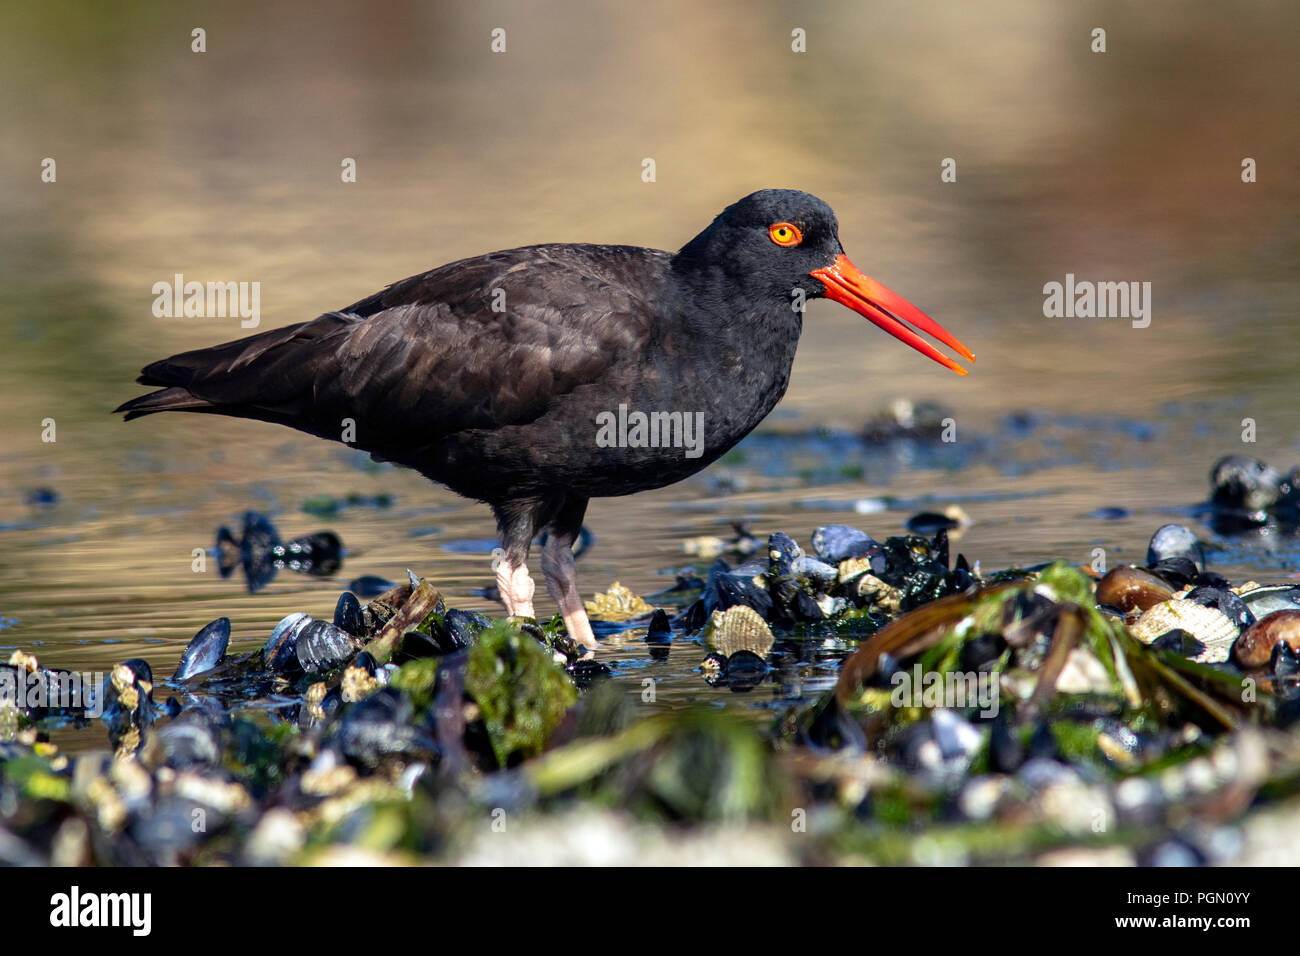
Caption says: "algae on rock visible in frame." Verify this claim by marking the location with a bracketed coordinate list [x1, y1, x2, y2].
[465, 622, 577, 767]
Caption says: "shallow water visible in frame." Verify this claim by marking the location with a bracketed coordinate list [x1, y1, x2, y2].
[1, 0, 1299, 751]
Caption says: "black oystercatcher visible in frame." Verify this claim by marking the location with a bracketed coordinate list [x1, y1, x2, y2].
[116, 189, 973, 651]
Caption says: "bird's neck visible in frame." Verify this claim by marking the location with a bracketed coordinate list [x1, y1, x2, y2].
[667, 257, 805, 347]
[665, 259, 805, 438]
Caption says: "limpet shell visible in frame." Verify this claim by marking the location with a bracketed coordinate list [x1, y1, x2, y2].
[703, 605, 774, 658]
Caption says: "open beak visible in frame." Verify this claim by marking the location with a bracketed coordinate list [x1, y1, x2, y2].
[810, 255, 974, 376]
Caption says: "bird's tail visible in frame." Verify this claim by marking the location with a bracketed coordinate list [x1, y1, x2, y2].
[113, 317, 336, 424]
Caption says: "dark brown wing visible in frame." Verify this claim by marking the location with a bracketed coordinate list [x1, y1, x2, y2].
[115, 244, 669, 458]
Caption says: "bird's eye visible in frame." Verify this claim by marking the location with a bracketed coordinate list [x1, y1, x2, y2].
[768, 222, 802, 247]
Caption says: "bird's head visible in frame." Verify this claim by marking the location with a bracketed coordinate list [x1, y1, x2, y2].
[675, 188, 973, 375]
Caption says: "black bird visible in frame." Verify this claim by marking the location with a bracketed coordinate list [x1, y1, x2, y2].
[116, 189, 974, 651]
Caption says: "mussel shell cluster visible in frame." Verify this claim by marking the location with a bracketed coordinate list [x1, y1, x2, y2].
[1096, 523, 1300, 672]
[675, 525, 975, 637]
[264, 614, 362, 675]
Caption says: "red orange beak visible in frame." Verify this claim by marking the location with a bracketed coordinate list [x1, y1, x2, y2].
[810, 255, 974, 376]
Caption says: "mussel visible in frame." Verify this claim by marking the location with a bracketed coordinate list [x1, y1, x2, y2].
[173, 618, 230, 681]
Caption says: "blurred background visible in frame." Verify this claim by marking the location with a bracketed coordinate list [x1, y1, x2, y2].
[0, 0, 1297, 714]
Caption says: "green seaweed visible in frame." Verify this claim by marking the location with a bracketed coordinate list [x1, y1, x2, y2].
[1, 753, 68, 802]
[465, 622, 577, 767]
[528, 707, 786, 822]
[390, 658, 440, 712]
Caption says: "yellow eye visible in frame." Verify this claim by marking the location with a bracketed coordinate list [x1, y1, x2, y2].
[768, 222, 802, 247]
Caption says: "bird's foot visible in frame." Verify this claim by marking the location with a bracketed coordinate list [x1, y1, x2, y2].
[559, 605, 599, 652]
[495, 558, 536, 619]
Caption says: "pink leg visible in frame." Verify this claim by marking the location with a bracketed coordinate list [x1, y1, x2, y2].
[495, 555, 536, 619]
[541, 534, 599, 651]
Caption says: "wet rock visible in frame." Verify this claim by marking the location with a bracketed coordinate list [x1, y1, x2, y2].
[901, 712, 980, 779]
[130, 797, 206, 861]
[173, 618, 230, 680]
[1017, 758, 1078, 792]
[1233, 609, 1300, 669]
[1095, 566, 1175, 613]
